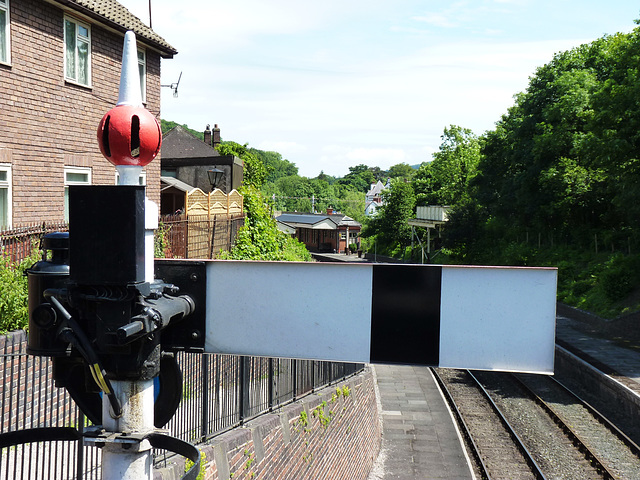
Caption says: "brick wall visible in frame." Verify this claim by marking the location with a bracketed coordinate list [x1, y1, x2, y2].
[154, 367, 382, 480]
[0, 0, 163, 225]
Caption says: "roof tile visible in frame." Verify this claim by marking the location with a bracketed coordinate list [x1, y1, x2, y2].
[57, 0, 177, 56]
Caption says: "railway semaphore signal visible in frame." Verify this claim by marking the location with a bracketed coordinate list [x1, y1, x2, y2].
[0, 31, 557, 480]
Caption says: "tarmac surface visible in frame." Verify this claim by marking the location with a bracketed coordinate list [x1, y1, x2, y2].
[366, 312, 640, 479]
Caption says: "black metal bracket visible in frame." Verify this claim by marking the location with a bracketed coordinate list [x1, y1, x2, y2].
[155, 259, 207, 352]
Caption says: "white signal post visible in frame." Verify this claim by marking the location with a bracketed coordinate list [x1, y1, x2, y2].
[100, 31, 157, 480]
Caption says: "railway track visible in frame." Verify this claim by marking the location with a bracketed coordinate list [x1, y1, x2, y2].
[432, 368, 544, 479]
[433, 368, 640, 479]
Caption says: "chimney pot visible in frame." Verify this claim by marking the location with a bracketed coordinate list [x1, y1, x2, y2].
[204, 124, 212, 145]
[213, 124, 221, 149]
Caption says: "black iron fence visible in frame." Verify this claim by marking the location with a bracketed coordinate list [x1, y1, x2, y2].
[0, 213, 245, 265]
[0, 222, 69, 264]
[0, 331, 363, 479]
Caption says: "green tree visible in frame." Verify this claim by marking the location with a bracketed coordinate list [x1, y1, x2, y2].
[338, 164, 376, 192]
[414, 126, 481, 207]
[251, 149, 299, 184]
[160, 119, 204, 140]
[387, 163, 415, 180]
[218, 141, 267, 189]
[361, 179, 415, 254]
[335, 189, 366, 224]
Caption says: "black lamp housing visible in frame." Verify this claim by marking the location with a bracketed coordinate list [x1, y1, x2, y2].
[207, 167, 223, 190]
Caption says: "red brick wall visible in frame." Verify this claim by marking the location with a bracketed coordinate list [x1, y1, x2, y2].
[154, 368, 382, 480]
[0, 0, 163, 224]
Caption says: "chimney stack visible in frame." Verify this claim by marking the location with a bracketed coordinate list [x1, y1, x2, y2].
[204, 124, 212, 145]
[326, 207, 334, 215]
[212, 124, 221, 149]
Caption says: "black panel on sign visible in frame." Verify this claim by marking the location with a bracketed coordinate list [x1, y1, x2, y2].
[155, 259, 207, 352]
[69, 186, 145, 285]
[370, 264, 441, 365]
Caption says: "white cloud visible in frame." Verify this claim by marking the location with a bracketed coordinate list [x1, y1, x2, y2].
[412, 13, 459, 28]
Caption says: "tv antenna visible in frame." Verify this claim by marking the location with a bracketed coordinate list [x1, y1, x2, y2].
[161, 71, 182, 97]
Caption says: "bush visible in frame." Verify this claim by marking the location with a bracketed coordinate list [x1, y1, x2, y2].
[599, 254, 640, 302]
[219, 185, 312, 262]
[0, 248, 39, 333]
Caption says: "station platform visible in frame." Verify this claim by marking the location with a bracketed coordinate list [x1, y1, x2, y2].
[367, 364, 474, 480]
[555, 312, 640, 386]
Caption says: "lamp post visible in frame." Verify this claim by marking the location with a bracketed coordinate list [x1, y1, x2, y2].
[207, 167, 223, 191]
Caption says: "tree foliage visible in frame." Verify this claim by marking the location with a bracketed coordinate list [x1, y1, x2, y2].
[413, 126, 480, 206]
[361, 179, 415, 252]
[220, 185, 311, 261]
[160, 119, 204, 140]
[218, 141, 267, 189]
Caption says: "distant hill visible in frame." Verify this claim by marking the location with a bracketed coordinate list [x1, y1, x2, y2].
[160, 119, 204, 141]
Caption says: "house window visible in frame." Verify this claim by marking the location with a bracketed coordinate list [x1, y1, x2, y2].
[138, 49, 146, 103]
[64, 16, 91, 86]
[0, 164, 11, 228]
[64, 167, 91, 221]
[0, 0, 9, 64]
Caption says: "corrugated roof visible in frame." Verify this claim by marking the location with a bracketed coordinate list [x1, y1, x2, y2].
[161, 125, 220, 159]
[161, 176, 196, 193]
[51, 0, 177, 57]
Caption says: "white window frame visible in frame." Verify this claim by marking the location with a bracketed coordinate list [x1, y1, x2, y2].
[0, 164, 12, 229]
[0, 0, 10, 65]
[64, 15, 91, 87]
[138, 48, 146, 103]
[64, 167, 91, 221]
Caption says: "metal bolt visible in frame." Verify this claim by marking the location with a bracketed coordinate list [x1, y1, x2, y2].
[191, 330, 200, 340]
[190, 273, 198, 282]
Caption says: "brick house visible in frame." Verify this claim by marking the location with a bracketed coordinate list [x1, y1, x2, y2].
[0, 0, 176, 227]
[276, 209, 361, 253]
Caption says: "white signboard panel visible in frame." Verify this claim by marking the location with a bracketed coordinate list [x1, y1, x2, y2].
[203, 260, 557, 374]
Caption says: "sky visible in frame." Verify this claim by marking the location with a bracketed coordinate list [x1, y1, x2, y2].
[121, 0, 639, 178]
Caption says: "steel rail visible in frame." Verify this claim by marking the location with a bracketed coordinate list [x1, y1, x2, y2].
[430, 368, 490, 479]
[547, 375, 640, 458]
[433, 368, 547, 480]
[466, 370, 547, 480]
[510, 373, 618, 480]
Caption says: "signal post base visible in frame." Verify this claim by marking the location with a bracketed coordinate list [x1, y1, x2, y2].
[101, 379, 155, 480]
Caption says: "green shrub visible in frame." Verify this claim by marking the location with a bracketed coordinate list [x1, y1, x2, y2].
[599, 254, 640, 302]
[0, 247, 39, 333]
[219, 185, 312, 262]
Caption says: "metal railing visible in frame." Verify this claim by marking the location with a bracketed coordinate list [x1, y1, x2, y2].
[0, 331, 363, 479]
[0, 222, 69, 264]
